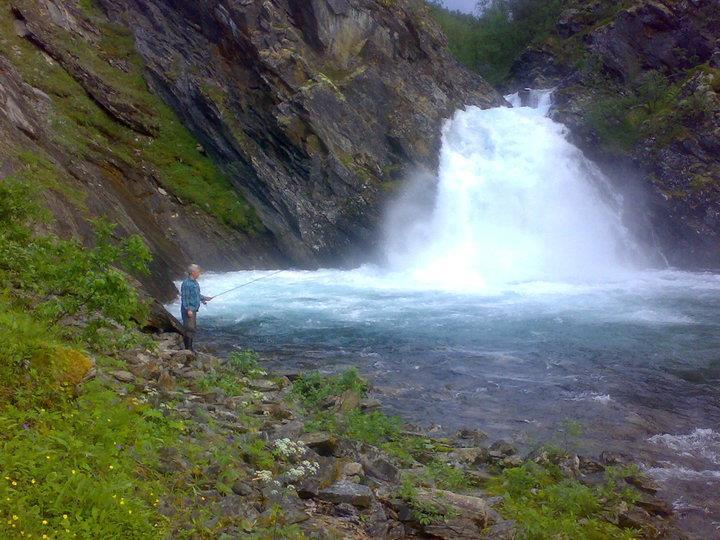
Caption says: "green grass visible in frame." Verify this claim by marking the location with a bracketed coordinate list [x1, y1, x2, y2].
[290, 368, 368, 409]
[0, 380, 182, 538]
[488, 461, 640, 539]
[195, 372, 245, 396]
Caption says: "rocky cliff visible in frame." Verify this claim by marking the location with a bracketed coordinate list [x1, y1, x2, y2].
[508, 0, 720, 268]
[0, 0, 502, 300]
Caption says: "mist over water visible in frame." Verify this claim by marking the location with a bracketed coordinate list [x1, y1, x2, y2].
[172, 91, 720, 535]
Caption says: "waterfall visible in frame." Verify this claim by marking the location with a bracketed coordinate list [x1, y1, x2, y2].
[383, 90, 640, 289]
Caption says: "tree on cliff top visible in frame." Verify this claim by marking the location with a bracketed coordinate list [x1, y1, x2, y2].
[429, 0, 568, 86]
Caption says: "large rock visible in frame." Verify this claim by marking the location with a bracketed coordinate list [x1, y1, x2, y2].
[508, 0, 720, 270]
[96, 0, 503, 268]
[316, 480, 374, 508]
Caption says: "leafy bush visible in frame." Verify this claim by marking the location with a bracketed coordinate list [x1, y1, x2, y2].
[346, 410, 402, 445]
[489, 462, 639, 539]
[290, 368, 368, 409]
[228, 350, 266, 378]
[0, 178, 151, 327]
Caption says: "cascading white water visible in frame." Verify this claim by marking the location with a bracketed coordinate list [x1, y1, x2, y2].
[383, 90, 638, 288]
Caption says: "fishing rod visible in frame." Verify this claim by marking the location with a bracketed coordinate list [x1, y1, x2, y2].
[211, 269, 286, 299]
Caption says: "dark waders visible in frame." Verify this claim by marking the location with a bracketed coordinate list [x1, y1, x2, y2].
[182, 310, 197, 351]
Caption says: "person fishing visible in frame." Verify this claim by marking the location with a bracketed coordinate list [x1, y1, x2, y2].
[180, 264, 213, 352]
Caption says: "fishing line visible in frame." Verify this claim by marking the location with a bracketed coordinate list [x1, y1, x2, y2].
[211, 269, 286, 298]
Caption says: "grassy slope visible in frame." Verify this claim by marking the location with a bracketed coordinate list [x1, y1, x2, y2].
[0, 0, 262, 232]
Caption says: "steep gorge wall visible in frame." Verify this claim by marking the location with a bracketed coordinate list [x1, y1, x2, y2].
[508, 0, 720, 268]
[97, 0, 503, 267]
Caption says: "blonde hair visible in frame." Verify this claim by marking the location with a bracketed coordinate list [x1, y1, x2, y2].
[188, 264, 200, 275]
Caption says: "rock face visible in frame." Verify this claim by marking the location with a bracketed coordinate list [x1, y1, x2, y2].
[96, 0, 503, 267]
[508, 0, 720, 268]
[0, 0, 284, 300]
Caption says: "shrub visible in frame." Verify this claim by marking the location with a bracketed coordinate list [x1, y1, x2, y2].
[489, 462, 639, 539]
[291, 368, 368, 409]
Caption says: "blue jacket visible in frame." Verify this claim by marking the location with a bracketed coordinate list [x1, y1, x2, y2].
[180, 278, 202, 312]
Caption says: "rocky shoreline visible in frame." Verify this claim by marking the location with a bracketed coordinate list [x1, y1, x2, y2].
[93, 329, 684, 538]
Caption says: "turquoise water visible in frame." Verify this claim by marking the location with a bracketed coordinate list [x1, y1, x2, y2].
[171, 267, 720, 534]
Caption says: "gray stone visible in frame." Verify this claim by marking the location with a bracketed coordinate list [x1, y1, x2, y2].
[300, 431, 338, 456]
[112, 370, 135, 383]
[247, 379, 280, 391]
[316, 481, 374, 508]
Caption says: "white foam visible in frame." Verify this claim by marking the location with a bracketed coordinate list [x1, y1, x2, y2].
[645, 465, 720, 482]
[565, 391, 613, 403]
[648, 429, 720, 465]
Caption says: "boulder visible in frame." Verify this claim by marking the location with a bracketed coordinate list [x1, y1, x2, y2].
[112, 370, 135, 383]
[300, 432, 338, 457]
[316, 481, 374, 508]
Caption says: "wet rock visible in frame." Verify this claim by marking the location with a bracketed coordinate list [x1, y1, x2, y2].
[231, 480, 253, 497]
[578, 456, 605, 474]
[247, 379, 280, 392]
[300, 432, 338, 457]
[451, 447, 489, 466]
[625, 473, 660, 495]
[619, 507, 660, 535]
[112, 370, 135, 383]
[360, 449, 400, 483]
[316, 481, 374, 508]
[359, 397, 381, 412]
[456, 428, 489, 445]
[636, 496, 672, 517]
[489, 440, 517, 456]
[600, 451, 630, 466]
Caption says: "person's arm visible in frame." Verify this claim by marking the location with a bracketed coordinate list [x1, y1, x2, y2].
[201, 294, 213, 304]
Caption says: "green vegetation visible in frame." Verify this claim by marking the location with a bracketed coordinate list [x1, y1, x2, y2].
[586, 68, 714, 152]
[397, 475, 457, 526]
[290, 368, 368, 409]
[0, 380, 184, 538]
[0, 171, 179, 537]
[488, 461, 640, 539]
[0, 2, 262, 232]
[228, 350, 267, 379]
[292, 369, 451, 466]
[428, 0, 567, 86]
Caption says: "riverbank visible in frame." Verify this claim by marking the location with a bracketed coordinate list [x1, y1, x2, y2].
[1, 318, 683, 538]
